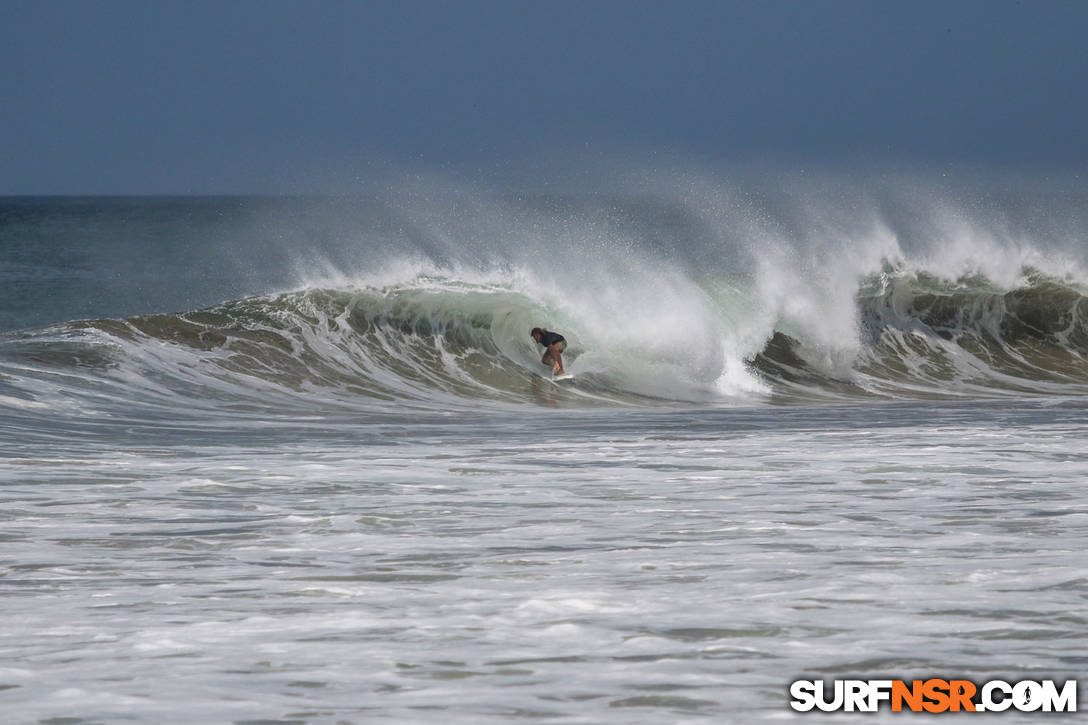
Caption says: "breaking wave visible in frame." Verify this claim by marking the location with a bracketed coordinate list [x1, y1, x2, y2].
[3, 173, 1088, 415]
[3, 265, 1088, 417]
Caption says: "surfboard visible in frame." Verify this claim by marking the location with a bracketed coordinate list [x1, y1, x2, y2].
[552, 373, 574, 382]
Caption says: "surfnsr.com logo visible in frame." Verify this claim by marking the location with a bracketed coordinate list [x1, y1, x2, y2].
[789, 679, 1077, 713]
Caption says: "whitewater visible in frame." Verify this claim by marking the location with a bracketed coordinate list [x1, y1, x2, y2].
[1, 174, 1086, 723]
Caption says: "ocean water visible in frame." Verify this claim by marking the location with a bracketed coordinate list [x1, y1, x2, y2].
[1, 179, 1086, 723]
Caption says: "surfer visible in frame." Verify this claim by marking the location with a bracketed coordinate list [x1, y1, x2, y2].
[530, 327, 566, 376]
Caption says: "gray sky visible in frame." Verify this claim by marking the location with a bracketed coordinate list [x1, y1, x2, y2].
[2, 0, 1086, 194]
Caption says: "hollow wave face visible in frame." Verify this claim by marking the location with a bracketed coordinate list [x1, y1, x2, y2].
[0, 273, 748, 417]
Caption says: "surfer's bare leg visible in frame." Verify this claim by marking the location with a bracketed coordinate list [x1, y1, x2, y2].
[541, 346, 563, 375]
[548, 344, 564, 375]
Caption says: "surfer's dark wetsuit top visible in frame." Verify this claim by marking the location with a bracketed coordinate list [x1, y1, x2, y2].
[539, 331, 565, 348]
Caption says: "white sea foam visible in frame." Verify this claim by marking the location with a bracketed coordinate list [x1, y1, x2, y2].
[2, 401, 1086, 723]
